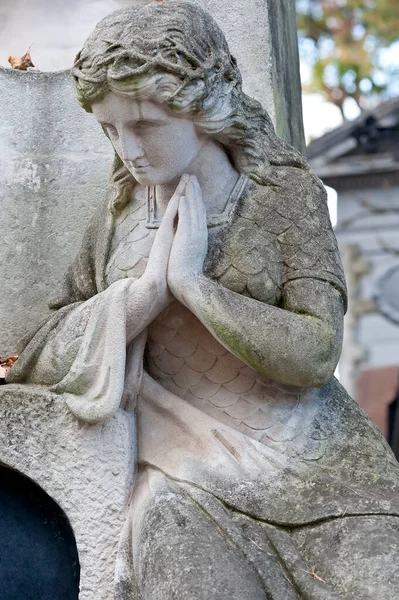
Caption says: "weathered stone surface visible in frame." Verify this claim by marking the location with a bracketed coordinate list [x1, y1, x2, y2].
[2, 3, 399, 599]
[0, 1, 305, 358]
[0, 67, 113, 356]
[0, 386, 135, 600]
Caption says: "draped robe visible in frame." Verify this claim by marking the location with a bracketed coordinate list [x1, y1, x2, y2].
[7, 167, 399, 599]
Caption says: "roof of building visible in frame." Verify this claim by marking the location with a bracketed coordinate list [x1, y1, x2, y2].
[306, 98, 399, 190]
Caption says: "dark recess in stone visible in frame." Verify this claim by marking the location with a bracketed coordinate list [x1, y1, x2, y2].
[0, 466, 80, 599]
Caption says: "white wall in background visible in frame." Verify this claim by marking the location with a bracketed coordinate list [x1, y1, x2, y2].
[0, 0, 145, 71]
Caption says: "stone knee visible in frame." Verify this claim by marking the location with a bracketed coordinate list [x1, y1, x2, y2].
[133, 477, 265, 600]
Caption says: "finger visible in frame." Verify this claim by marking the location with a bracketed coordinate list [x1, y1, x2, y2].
[186, 177, 205, 210]
[185, 182, 199, 224]
[155, 202, 179, 256]
[193, 179, 206, 220]
[152, 196, 180, 262]
[171, 174, 191, 201]
[177, 196, 190, 228]
[191, 175, 204, 202]
[186, 180, 206, 228]
[163, 194, 180, 219]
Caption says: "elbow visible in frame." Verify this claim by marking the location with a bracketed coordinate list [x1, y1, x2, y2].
[301, 338, 340, 388]
[268, 350, 338, 388]
[289, 324, 340, 388]
[287, 361, 335, 389]
[305, 360, 336, 388]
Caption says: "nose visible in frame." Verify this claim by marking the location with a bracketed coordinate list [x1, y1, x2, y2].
[119, 128, 144, 162]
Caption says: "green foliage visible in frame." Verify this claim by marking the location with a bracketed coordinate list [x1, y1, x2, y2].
[297, 0, 399, 119]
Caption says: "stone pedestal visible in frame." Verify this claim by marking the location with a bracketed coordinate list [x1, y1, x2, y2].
[0, 386, 135, 599]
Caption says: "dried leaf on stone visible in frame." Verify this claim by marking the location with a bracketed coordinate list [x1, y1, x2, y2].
[0, 355, 18, 383]
[8, 51, 35, 71]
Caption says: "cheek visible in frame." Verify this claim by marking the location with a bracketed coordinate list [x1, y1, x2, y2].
[139, 122, 202, 174]
[166, 126, 201, 164]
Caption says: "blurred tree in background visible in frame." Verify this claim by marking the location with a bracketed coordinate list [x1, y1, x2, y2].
[297, 0, 399, 120]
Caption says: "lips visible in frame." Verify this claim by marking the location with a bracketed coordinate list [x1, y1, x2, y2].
[125, 160, 150, 170]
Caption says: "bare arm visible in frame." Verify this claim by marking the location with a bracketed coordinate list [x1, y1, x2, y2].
[168, 176, 344, 388]
[177, 275, 343, 387]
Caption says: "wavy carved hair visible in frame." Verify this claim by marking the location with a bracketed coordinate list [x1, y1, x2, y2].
[72, 2, 309, 212]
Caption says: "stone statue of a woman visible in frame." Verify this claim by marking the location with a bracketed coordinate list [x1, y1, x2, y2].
[5, 3, 399, 598]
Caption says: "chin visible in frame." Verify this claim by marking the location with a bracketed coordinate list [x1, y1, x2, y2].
[133, 174, 156, 186]
[134, 171, 182, 187]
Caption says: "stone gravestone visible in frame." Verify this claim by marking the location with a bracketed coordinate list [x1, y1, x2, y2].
[0, 0, 304, 357]
[1, 2, 399, 600]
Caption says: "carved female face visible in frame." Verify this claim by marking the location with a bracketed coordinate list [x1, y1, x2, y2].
[92, 91, 205, 186]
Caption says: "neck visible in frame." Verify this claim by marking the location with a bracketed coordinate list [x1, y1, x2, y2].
[155, 139, 240, 211]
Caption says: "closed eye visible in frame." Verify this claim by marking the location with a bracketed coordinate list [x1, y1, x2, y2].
[133, 120, 166, 130]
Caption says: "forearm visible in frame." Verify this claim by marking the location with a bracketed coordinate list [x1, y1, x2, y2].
[11, 276, 164, 386]
[179, 275, 342, 388]
[125, 274, 169, 344]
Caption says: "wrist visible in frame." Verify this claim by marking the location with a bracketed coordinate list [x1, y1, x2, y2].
[169, 272, 204, 305]
[137, 272, 170, 306]
[141, 271, 165, 292]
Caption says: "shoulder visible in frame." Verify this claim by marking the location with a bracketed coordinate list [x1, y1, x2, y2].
[206, 177, 283, 304]
[238, 167, 328, 230]
[238, 168, 347, 311]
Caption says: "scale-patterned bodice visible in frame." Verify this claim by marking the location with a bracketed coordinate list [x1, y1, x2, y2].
[104, 184, 305, 445]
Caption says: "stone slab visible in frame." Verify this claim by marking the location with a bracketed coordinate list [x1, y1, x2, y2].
[0, 68, 113, 355]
